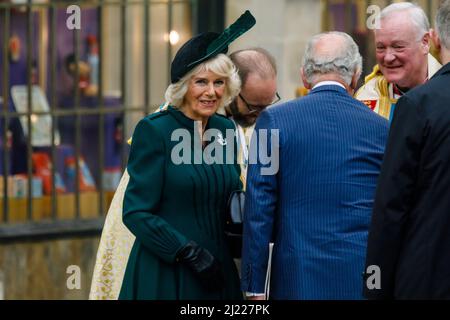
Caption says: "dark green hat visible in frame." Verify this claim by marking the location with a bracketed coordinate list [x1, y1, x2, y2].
[170, 10, 256, 83]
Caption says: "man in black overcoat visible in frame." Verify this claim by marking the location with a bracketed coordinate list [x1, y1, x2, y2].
[363, 0, 450, 300]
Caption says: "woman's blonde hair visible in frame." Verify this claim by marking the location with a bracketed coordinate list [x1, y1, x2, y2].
[164, 53, 241, 109]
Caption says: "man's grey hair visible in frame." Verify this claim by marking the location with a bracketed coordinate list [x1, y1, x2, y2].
[436, 0, 450, 50]
[380, 2, 430, 40]
[302, 31, 362, 85]
[229, 47, 277, 85]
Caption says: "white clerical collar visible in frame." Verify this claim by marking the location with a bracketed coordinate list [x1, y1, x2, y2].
[312, 81, 346, 90]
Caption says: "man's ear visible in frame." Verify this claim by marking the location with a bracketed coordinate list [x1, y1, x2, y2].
[348, 70, 361, 94]
[421, 31, 431, 54]
[301, 68, 311, 90]
[430, 28, 441, 51]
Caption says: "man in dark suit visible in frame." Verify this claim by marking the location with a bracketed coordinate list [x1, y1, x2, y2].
[363, 0, 450, 300]
[241, 31, 388, 299]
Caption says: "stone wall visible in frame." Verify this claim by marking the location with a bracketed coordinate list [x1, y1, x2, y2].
[0, 235, 100, 300]
[226, 0, 322, 101]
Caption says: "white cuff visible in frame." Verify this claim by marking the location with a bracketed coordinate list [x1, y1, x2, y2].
[245, 292, 265, 297]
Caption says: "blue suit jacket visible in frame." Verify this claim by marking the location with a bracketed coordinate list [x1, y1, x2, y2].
[241, 85, 388, 299]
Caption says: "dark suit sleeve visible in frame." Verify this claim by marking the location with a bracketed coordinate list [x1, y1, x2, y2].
[363, 96, 425, 299]
[241, 110, 279, 293]
[230, 121, 243, 190]
[123, 118, 189, 264]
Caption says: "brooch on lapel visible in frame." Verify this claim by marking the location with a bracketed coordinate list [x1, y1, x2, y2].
[217, 132, 227, 146]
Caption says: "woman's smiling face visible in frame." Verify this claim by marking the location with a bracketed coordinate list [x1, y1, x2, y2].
[182, 70, 227, 122]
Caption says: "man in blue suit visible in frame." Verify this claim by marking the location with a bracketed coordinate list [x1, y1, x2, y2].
[241, 32, 389, 300]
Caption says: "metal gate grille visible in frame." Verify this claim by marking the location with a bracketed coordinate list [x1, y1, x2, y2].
[0, 0, 194, 239]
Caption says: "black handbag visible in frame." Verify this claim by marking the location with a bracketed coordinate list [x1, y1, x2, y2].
[225, 190, 245, 258]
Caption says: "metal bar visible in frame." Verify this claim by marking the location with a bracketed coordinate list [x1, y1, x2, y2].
[26, 0, 33, 221]
[345, 0, 352, 34]
[426, 0, 432, 26]
[74, 27, 81, 219]
[0, 218, 105, 242]
[98, 1, 105, 217]
[0, 0, 190, 9]
[321, 0, 330, 32]
[366, 0, 372, 26]
[121, 0, 128, 170]
[210, 0, 216, 30]
[144, 0, 150, 115]
[2, 7, 11, 223]
[191, 0, 199, 35]
[1, 105, 152, 117]
[365, 0, 373, 73]
[167, 0, 173, 85]
[50, 2, 57, 220]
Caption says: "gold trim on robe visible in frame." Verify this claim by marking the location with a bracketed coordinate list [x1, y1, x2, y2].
[355, 54, 442, 119]
[89, 169, 135, 300]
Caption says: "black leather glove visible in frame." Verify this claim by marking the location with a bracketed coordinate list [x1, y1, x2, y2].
[176, 241, 224, 291]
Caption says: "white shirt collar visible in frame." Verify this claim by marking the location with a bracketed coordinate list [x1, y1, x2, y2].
[312, 81, 346, 90]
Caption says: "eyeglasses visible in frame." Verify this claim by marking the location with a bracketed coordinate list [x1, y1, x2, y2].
[239, 92, 281, 114]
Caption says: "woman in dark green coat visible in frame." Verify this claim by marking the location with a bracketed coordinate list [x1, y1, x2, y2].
[119, 12, 255, 300]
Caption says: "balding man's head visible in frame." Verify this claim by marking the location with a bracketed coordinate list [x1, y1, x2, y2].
[227, 48, 278, 128]
[313, 33, 349, 60]
[302, 32, 362, 89]
[230, 48, 277, 85]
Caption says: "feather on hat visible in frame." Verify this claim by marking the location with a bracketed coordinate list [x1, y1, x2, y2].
[170, 10, 256, 83]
